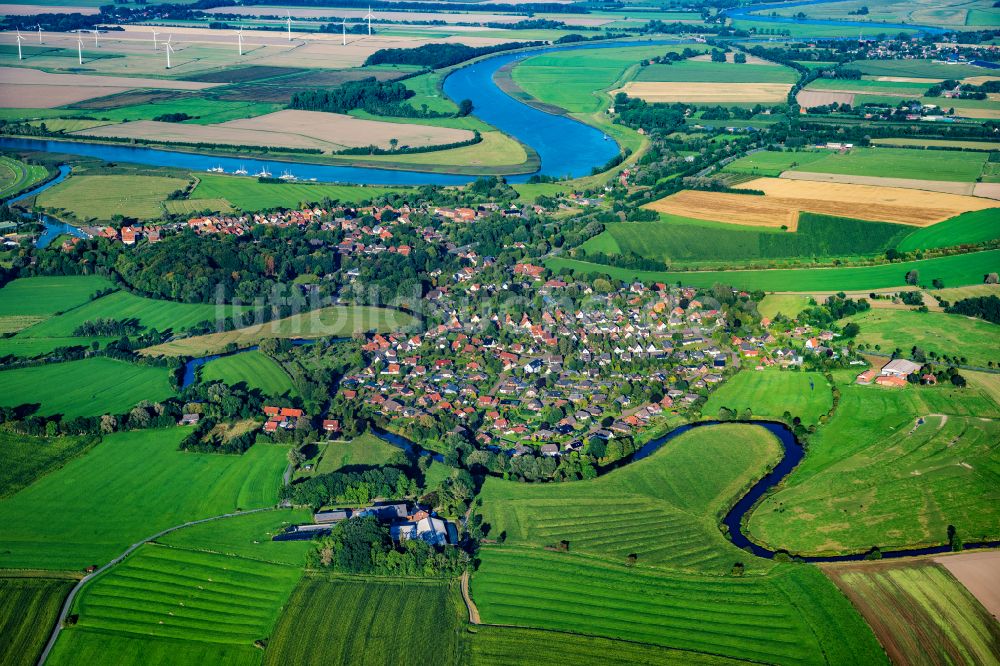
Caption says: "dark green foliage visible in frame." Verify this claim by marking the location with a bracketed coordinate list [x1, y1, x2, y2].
[71, 318, 141, 337]
[288, 78, 414, 115]
[800, 293, 871, 328]
[282, 466, 417, 508]
[364, 41, 542, 69]
[945, 295, 1000, 324]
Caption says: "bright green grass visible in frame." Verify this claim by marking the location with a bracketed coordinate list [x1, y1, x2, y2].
[0, 336, 115, 359]
[725, 147, 987, 182]
[636, 60, 797, 84]
[0, 428, 287, 569]
[403, 70, 458, 114]
[0, 357, 173, 417]
[512, 182, 568, 203]
[469, 625, 746, 665]
[163, 198, 234, 215]
[36, 175, 189, 222]
[0, 156, 48, 199]
[191, 174, 408, 211]
[758, 294, 811, 319]
[844, 309, 1000, 368]
[703, 369, 833, 425]
[851, 59, 997, 79]
[0, 431, 98, 498]
[480, 424, 781, 573]
[359, 130, 526, 168]
[0, 576, 76, 666]
[0, 276, 113, 317]
[805, 78, 934, 95]
[263, 576, 463, 666]
[512, 45, 704, 114]
[472, 546, 886, 666]
[547, 248, 1000, 291]
[749, 383, 1000, 555]
[46, 629, 262, 666]
[872, 138, 1000, 150]
[897, 209, 1000, 251]
[158, 508, 312, 567]
[200, 351, 296, 397]
[311, 432, 404, 476]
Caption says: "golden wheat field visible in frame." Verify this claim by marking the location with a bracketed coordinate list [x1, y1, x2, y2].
[617, 81, 793, 103]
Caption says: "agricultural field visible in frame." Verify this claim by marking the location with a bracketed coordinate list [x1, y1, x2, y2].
[262, 577, 464, 666]
[199, 350, 297, 397]
[0, 275, 113, 318]
[932, 283, 1000, 303]
[850, 59, 999, 79]
[618, 81, 793, 104]
[0, 575, 77, 666]
[823, 560, 1000, 665]
[472, 546, 885, 666]
[896, 209, 1000, 252]
[0, 155, 48, 199]
[702, 369, 833, 425]
[748, 383, 1000, 555]
[46, 630, 262, 666]
[141, 305, 416, 357]
[0, 428, 287, 570]
[758, 294, 812, 319]
[0, 357, 174, 418]
[191, 174, 410, 211]
[35, 174, 190, 222]
[0, 430, 98, 498]
[158, 508, 314, 567]
[841, 309, 1000, 368]
[635, 60, 797, 84]
[305, 432, 406, 477]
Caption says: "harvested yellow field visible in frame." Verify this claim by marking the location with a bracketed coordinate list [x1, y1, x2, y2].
[962, 76, 1000, 86]
[797, 90, 854, 108]
[689, 52, 776, 65]
[871, 76, 943, 83]
[645, 179, 998, 230]
[617, 81, 792, 104]
[75, 110, 474, 152]
[779, 171, 977, 196]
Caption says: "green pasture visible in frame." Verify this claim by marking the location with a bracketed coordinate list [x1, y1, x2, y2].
[472, 546, 885, 666]
[581, 212, 913, 266]
[636, 60, 797, 84]
[358, 130, 527, 169]
[758, 294, 811, 319]
[0, 276, 113, 318]
[703, 369, 833, 425]
[0, 428, 287, 569]
[0, 357, 174, 418]
[158, 508, 313, 566]
[263, 577, 463, 666]
[191, 174, 409, 211]
[36, 175, 189, 222]
[0, 575, 77, 666]
[805, 77, 934, 95]
[308, 432, 405, 477]
[512, 182, 568, 203]
[871, 138, 1000, 150]
[731, 20, 907, 37]
[0, 336, 117, 359]
[0, 156, 48, 199]
[849, 59, 997, 79]
[480, 424, 782, 572]
[897, 209, 1000, 252]
[164, 197, 235, 215]
[843, 309, 1000, 368]
[142, 305, 415, 357]
[0, 431, 98, 498]
[403, 71, 458, 115]
[200, 350, 297, 397]
[547, 248, 1000, 291]
[46, 630, 261, 666]
[749, 382, 1000, 555]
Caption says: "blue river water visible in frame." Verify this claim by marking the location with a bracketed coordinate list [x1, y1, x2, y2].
[5, 164, 90, 248]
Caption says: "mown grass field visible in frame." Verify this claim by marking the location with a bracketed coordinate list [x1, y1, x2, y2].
[872, 138, 1000, 150]
[263, 577, 463, 666]
[636, 60, 797, 83]
[192, 174, 409, 211]
[0, 156, 48, 199]
[0, 430, 99, 498]
[0, 276, 113, 318]
[703, 369, 833, 425]
[0, 357, 174, 417]
[0, 428, 287, 570]
[46, 630, 262, 666]
[472, 546, 885, 666]
[842, 309, 1000, 368]
[480, 424, 782, 573]
[823, 561, 1000, 665]
[851, 58, 997, 79]
[748, 382, 1000, 556]
[308, 432, 404, 476]
[724, 147, 987, 182]
[469, 625, 746, 665]
[141, 305, 415, 357]
[0, 575, 77, 666]
[896, 209, 1000, 252]
[159, 509, 313, 566]
[547, 248, 1000, 291]
[758, 294, 811, 319]
[200, 351, 297, 397]
[36, 175, 189, 221]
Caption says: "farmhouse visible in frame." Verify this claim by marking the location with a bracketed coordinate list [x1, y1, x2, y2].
[880, 359, 922, 378]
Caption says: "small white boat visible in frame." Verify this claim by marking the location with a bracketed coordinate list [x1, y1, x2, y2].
[234, 164, 248, 176]
[207, 165, 225, 173]
[255, 167, 272, 178]
[279, 170, 297, 181]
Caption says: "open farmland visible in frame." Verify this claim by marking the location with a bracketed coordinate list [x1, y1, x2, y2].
[635, 60, 796, 83]
[0, 155, 48, 198]
[36, 175, 190, 221]
[0, 275, 113, 317]
[703, 369, 833, 425]
[896, 209, 1000, 251]
[842, 309, 1000, 368]
[0, 575, 77, 666]
[307, 432, 405, 476]
[472, 546, 885, 665]
[617, 81, 793, 104]
[46, 630, 262, 666]
[748, 383, 1000, 556]
[0, 66, 217, 108]
[850, 59, 998, 79]
[936, 550, 1000, 618]
[191, 174, 409, 211]
[200, 350, 297, 397]
[0, 430, 98, 498]
[159, 509, 313, 567]
[263, 577, 463, 666]
[758, 294, 812, 319]
[141, 305, 415, 357]
[0, 357, 174, 418]
[0, 428, 286, 570]
[823, 560, 1000, 665]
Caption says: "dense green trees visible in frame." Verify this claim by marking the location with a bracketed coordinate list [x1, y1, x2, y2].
[364, 41, 542, 69]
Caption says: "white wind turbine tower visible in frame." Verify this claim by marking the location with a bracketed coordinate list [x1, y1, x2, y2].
[77, 34, 83, 64]
[285, 10, 293, 41]
[151, 27, 159, 51]
[37, 24, 42, 43]
[165, 34, 175, 68]
[91, 28, 99, 47]
[341, 17, 347, 45]
[237, 25, 244, 56]
[15, 28, 25, 60]
[364, 6, 374, 36]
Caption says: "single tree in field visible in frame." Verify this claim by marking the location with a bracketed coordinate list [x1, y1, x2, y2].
[389, 138, 398, 152]
[905, 269, 919, 285]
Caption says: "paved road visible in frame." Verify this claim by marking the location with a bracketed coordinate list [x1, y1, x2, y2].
[37, 507, 275, 666]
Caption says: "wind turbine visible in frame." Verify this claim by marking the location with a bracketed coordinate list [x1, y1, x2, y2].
[77, 34, 83, 64]
[341, 17, 347, 46]
[165, 34, 174, 69]
[37, 24, 42, 44]
[15, 28, 24, 60]
[91, 28, 99, 47]
[151, 27, 159, 51]
[364, 6, 374, 36]
[285, 10, 292, 42]
[237, 25, 244, 56]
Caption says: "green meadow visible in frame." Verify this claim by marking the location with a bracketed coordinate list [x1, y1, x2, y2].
[0, 156, 49, 199]
[0, 575, 77, 666]
[0, 431, 99, 498]
[308, 432, 405, 476]
[843, 309, 1000, 368]
[636, 60, 797, 83]
[0, 276, 113, 318]
[36, 175, 190, 221]
[200, 351, 297, 397]
[548, 248, 1000, 291]
[850, 59, 997, 79]
[703, 369, 833, 425]
[0, 428, 287, 570]
[263, 577, 464, 666]
[805, 77, 934, 95]
[749, 382, 1000, 555]
[159, 509, 313, 567]
[758, 294, 811, 319]
[897, 209, 1000, 251]
[46, 630, 262, 666]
